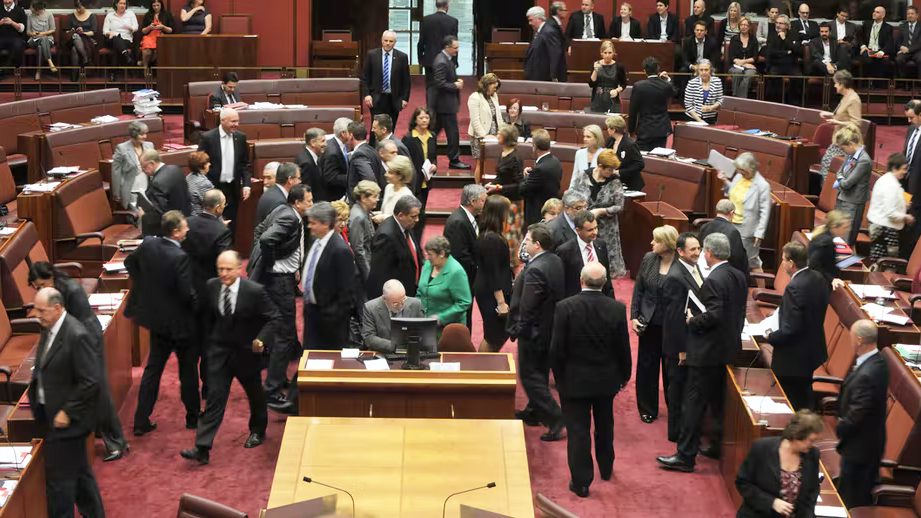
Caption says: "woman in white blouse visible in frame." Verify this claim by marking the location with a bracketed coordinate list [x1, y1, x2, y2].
[467, 73, 503, 178]
[684, 59, 723, 124]
[568, 124, 604, 189]
[380, 155, 417, 217]
[103, 0, 138, 71]
[867, 153, 915, 260]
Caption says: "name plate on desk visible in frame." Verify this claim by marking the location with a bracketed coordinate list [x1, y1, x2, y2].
[429, 362, 461, 372]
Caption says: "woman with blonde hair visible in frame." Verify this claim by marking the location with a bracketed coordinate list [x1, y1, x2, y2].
[609, 2, 642, 40]
[605, 114, 645, 191]
[808, 210, 850, 289]
[571, 149, 626, 277]
[380, 155, 416, 218]
[468, 73, 503, 176]
[570, 124, 605, 189]
[588, 40, 627, 114]
[831, 123, 871, 245]
[817, 71, 862, 181]
[348, 180, 382, 283]
[717, 2, 742, 44]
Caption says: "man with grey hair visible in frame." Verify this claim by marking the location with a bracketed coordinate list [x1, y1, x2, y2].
[198, 106, 252, 236]
[419, 0, 458, 109]
[362, 279, 424, 352]
[520, 129, 563, 225]
[362, 32, 411, 129]
[367, 196, 424, 298]
[525, 6, 563, 82]
[256, 162, 301, 225]
[444, 183, 488, 326]
[765, 13, 803, 104]
[140, 148, 191, 237]
[548, 189, 589, 248]
[296, 128, 328, 202]
[698, 198, 749, 283]
[657, 231, 746, 473]
[319, 117, 352, 202]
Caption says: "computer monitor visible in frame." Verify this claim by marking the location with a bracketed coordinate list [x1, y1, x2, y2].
[391, 317, 438, 369]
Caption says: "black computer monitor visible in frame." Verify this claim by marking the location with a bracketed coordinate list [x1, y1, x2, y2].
[391, 317, 438, 369]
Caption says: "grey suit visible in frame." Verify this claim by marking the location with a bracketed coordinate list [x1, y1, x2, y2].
[835, 148, 873, 245]
[112, 140, 154, 210]
[361, 295, 424, 352]
[348, 203, 374, 282]
[386, 134, 410, 158]
[723, 171, 772, 269]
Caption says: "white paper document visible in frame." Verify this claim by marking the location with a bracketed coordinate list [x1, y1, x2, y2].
[743, 396, 793, 415]
[814, 506, 848, 517]
[878, 313, 911, 326]
[97, 315, 113, 330]
[429, 362, 461, 372]
[0, 227, 15, 235]
[340, 348, 360, 359]
[860, 302, 894, 319]
[849, 284, 895, 300]
[304, 359, 334, 370]
[707, 150, 737, 177]
[686, 290, 706, 314]
[744, 310, 780, 337]
[102, 262, 126, 273]
[686, 120, 709, 126]
[422, 159, 436, 181]
[363, 358, 390, 371]
[648, 147, 676, 157]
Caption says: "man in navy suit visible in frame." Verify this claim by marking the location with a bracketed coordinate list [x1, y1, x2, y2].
[361, 31, 411, 129]
[646, 0, 680, 43]
[565, 0, 606, 41]
[628, 57, 677, 151]
[525, 6, 563, 82]
[430, 35, 469, 170]
[419, 0, 458, 110]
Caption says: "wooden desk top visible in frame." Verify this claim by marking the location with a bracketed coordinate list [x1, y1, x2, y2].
[267, 417, 533, 518]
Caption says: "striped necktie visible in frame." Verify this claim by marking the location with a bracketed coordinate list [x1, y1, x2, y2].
[383, 52, 391, 93]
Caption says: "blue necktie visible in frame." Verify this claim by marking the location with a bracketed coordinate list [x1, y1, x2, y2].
[342, 142, 349, 166]
[303, 243, 321, 303]
[383, 52, 391, 93]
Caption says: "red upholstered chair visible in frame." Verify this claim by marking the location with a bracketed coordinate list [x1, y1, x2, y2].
[219, 14, 252, 34]
[846, 477, 921, 518]
[535, 494, 581, 518]
[0, 306, 41, 403]
[812, 122, 836, 157]
[438, 324, 476, 352]
[0, 147, 18, 221]
[176, 494, 248, 518]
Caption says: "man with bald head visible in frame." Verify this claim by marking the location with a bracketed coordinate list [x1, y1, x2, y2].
[362, 279, 425, 352]
[791, 3, 819, 43]
[361, 30, 411, 129]
[683, 0, 713, 38]
[550, 262, 631, 497]
[198, 106, 252, 236]
[181, 251, 279, 465]
[30, 287, 105, 517]
[858, 6, 895, 84]
[140, 149, 191, 237]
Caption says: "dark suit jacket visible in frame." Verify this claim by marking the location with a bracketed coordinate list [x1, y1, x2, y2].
[836, 352, 889, 464]
[506, 251, 565, 344]
[791, 18, 820, 43]
[631, 251, 665, 323]
[897, 21, 921, 54]
[546, 15, 569, 82]
[255, 185, 287, 225]
[735, 436, 821, 518]
[610, 16, 642, 39]
[524, 24, 563, 82]
[548, 211, 577, 249]
[198, 128, 251, 188]
[182, 212, 232, 297]
[699, 216, 750, 284]
[831, 20, 858, 45]
[206, 277, 277, 348]
[306, 231, 357, 322]
[607, 135, 645, 191]
[319, 137, 349, 202]
[55, 277, 103, 343]
[684, 14, 715, 37]
[431, 51, 461, 114]
[125, 237, 197, 340]
[556, 237, 613, 297]
[646, 13, 680, 43]
[248, 203, 303, 283]
[29, 315, 99, 439]
[443, 207, 477, 287]
[361, 47, 412, 113]
[765, 31, 804, 70]
[403, 132, 437, 197]
[807, 230, 840, 284]
[682, 35, 721, 70]
[550, 291, 631, 399]
[347, 142, 384, 200]
[661, 259, 703, 357]
[367, 216, 422, 298]
[208, 86, 239, 109]
[418, 11, 458, 69]
[860, 20, 895, 56]
[809, 37, 844, 68]
[686, 262, 747, 366]
[295, 149, 326, 203]
[628, 76, 677, 140]
[905, 126, 921, 212]
[0, 5, 26, 41]
[565, 11, 606, 40]
[767, 268, 830, 377]
[519, 153, 562, 226]
[143, 164, 191, 236]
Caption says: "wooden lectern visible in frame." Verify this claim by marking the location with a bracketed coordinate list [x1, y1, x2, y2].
[157, 35, 259, 99]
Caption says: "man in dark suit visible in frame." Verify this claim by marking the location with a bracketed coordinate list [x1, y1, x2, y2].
[319, 118, 352, 203]
[657, 232, 747, 472]
[248, 185, 312, 406]
[418, 0, 458, 110]
[370, 114, 410, 157]
[810, 23, 850, 76]
[858, 6, 895, 84]
[198, 107, 251, 235]
[831, 8, 858, 49]
[556, 210, 613, 297]
[508, 223, 566, 441]
[791, 3, 820, 43]
[180, 251, 279, 465]
[683, 0, 714, 37]
[29, 288, 105, 518]
[551, 261, 631, 498]
[835, 319, 889, 508]
[896, 7, 921, 78]
[256, 162, 301, 225]
[346, 121, 385, 200]
[362, 31, 411, 129]
[765, 242, 830, 411]
[139, 149, 191, 237]
[547, 2, 569, 81]
[681, 21, 720, 73]
[661, 232, 702, 442]
[430, 36, 468, 170]
[367, 196, 423, 298]
[903, 102, 921, 259]
[646, 0, 680, 43]
[548, 189, 589, 248]
[520, 130, 563, 226]
[207, 71, 240, 109]
[443, 184, 487, 327]
[628, 57, 677, 151]
[125, 211, 201, 434]
[765, 15, 804, 104]
[565, 0, 606, 41]
[295, 128, 328, 203]
[0, 0, 26, 76]
[525, 7, 563, 83]
[699, 199, 750, 284]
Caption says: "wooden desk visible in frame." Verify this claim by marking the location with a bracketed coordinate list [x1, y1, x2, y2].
[568, 39, 675, 83]
[157, 35, 259, 99]
[296, 351, 517, 419]
[641, 155, 715, 217]
[266, 417, 534, 518]
[310, 41, 359, 78]
[96, 250, 150, 367]
[484, 43, 529, 80]
[763, 182, 816, 271]
[17, 171, 97, 262]
[620, 198, 688, 279]
[0, 441, 48, 518]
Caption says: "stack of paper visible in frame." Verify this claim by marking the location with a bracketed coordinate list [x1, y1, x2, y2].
[814, 506, 848, 517]
[860, 302, 894, 320]
[91, 115, 119, 124]
[743, 396, 793, 415]
[0, 446, 32, 470]
[894, 343, 921, 363]
[21, 182, 60, 193]
[102, 262, 126, 274]
[48, 122, 79, 132]
[132, 89, 161, 117]
[878, 313, 912, 326]
[743, 311, 780, 338]
[0, 480, 17, 507]
[249, 102, 285, 110]
[284, 104, 308, 109]
[686, 120, 709, 126]
[89, 292, 124, 311]
[97, 315, 113, 330]
[849, 284, 895, 300]
[648, 147, 676, 157]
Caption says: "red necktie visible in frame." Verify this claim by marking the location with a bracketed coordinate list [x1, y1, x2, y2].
[406, 231, 419, 281]
[585, 243, 595, 263]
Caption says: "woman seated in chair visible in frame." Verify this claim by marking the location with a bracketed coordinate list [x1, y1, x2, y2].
[180, 0, 212, 35]
[139, 0, 174, 72]
[26, 1, 56, 81]
[103, 0, 138, 72]
[64, 0, 98, 82]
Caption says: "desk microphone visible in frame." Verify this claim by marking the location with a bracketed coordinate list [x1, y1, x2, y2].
[442, 482, 497, 518]
[656, 184, 666, 213]
[303, 476, 355, 517]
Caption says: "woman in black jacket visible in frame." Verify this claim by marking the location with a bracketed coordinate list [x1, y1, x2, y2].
[735, 410, 824, 518]
[604, 114, 645, 191]
[474, 195, 513, 352]
[402, 106, 437, 242]
[807, 209, 849, 290]
[727, 17, 759, 98]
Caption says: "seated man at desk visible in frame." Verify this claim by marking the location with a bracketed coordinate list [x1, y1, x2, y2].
[209, 71, 240, 109]
[362, 279, 424, 352]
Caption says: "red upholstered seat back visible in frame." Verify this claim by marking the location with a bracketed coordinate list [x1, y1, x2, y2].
[0, 223, 49, 310]
[43, 118, 164, 173]
[252, 140, 306, 174]
[177, 494, 248, 518]
[640, 156, 710, 215]
[519, 111, 611, 146]
[219, 14, 251, 34]
[498, 80, 593, 113]
[0, 147, 16, 205]
[37, 89, 122, 124]
[53, 171, 114, 238]
[0, 101, 42, 156]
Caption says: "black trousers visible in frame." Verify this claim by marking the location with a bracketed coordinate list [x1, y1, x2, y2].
[369, 93, 400, 130]
[89, 332, 127, 452]
[561, 396, 614, 488]
[664, 355, 688, 443]
[413, 185, 430, 243]
[636, 323, 668, 418]
[0, 35, 24, 68]
[216, 181, 240, 240]
[767, 65, 803, 105]
[677, 364, 726, 464]
[105, 34, 133, 65]
[837, 458, 878, 508]
[44, 431, 105, 518]
[434, 111, 460, 162]
[133, 332, 200, 428]
[195, 344, 268, 449]
[895, 51, 921, 78]
[858, 54, 892, 83]
[262, 273, 298, 397]
[518, 337, 562, 427]
[303, 303, 350, 350]
[636, 136, 667, 152]
[776, 375, 814, 411]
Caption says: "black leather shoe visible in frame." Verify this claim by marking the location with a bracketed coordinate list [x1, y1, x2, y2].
[103, 445, 129, 462]
[514, 409, 540, 427]
[180, 447, 210, 465]
[568, 482, 589, 498]
[185, 414, 198, 429]
[699, 444, 721, 459]
[599, 468, 612, 481]
[268, 399, 296, 415]
[540, 423, 565, 442]
[132, 422, 157, 436]
[244, 433, 265, 448]
[266, 394, 286, 407]
[656, 454, 694, 472]
[640, 414, 655, 423]
[449, 161, 472, 170]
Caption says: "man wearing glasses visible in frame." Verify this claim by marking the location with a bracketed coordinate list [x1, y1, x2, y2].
[361, 279, 424, 352]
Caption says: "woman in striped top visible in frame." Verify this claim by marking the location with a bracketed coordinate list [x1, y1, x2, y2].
[683, 59, 723, 124]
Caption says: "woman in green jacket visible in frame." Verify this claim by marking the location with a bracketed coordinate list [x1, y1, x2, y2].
[417, 236, 472, 332]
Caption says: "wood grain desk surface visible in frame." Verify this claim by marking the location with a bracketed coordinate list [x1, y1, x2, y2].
[267, 417, 534, 518]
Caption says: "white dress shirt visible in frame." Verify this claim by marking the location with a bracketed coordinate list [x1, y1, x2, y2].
[867, 172, 908, 229]
[218, 126, 235, 184]
[272, 206, 304, 274]
[37, 310, 68, 405]
[822, 41, 832, 63]
[855, 348, 878, 368]
[577, 236, 597, 265]
[621, 21, 632, 40]
[680, 258, 703, 286]
[659, 15, 668, 40]
[303, 229, 335, 303]
[461, 205, 479, 237]
[582, 13, 595, 38]
[220, 277, 240, 315]
[835, 20, 847, 41]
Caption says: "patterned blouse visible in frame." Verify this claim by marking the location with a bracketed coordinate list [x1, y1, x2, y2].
[779, 468, 802, 509]
[186, 172, 214, 216]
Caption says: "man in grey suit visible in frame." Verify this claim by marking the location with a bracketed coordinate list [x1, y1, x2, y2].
[361, 279, 424, 352]
[548, 190, 589, 249]
[833, 131, 873, 245]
